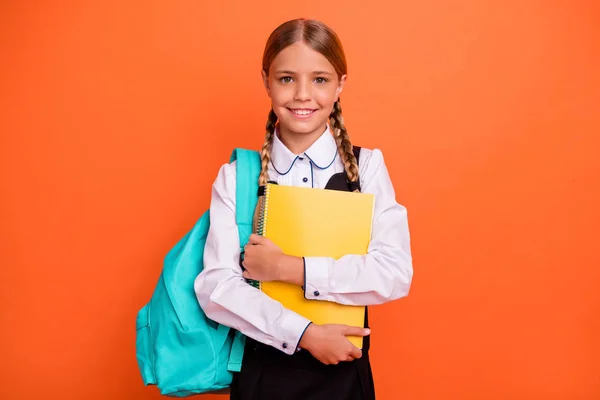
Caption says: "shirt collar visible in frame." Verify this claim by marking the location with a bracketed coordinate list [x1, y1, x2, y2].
[270, 125, 338, 175]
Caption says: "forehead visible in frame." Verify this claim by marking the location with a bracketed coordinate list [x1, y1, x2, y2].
[269, 41, 336, 73]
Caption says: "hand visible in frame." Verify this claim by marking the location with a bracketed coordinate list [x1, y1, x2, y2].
[241, 234, 284, 282]
[298, 323, 371, 365]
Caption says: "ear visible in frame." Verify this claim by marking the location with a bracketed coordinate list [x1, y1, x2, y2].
[335, 74, 347, 101]
[262, 69, 271, 98]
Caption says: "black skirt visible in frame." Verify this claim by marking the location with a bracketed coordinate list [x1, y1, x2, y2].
[229, 336, 375, 400]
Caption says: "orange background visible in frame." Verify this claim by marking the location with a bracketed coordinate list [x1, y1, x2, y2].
[1, 1, 599, 399]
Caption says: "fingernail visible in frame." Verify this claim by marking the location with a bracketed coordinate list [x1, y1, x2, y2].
[365, 329, 371, 335]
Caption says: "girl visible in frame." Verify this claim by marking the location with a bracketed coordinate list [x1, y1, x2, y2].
[195, 18, 413, 400]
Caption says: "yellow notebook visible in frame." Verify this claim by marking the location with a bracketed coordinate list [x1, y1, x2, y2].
[255, 183, 375, 348]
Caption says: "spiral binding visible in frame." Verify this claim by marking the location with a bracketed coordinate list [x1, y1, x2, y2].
[245, 184, 271, 290]
[257, 184, 270, 237]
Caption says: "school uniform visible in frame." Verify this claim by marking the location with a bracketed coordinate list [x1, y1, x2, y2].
[194, 126, 413, 400]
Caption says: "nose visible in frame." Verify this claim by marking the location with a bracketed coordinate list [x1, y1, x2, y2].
[294, 78, 312, 101]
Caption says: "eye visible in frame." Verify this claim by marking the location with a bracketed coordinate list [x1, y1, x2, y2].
[314, 77, 328, 84]
[279, 76, 293, 84]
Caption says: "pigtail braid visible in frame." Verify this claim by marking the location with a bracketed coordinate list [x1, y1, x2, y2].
[330, 100, 360, 191]
[252, 109, 278, 233]
[258, 109, 278, 186]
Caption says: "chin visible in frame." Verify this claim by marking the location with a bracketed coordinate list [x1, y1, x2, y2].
[289, 122, 327, 136]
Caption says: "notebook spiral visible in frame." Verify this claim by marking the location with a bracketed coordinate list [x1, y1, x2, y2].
[244, 184, 271, 290]
[256, 184, 270, 237]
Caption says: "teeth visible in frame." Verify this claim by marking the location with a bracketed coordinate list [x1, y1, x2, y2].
[293, 109, 314, 115]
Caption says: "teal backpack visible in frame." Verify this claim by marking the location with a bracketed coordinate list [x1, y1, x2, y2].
[135, 148, 261, 396]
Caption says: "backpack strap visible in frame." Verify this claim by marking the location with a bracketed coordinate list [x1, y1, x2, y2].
[227, 330, 246, 372]
[352, 146, 361, 165]
[348, 146, 362, 192]
[230, 148, 261, 248]
[226, 148, 261, 373]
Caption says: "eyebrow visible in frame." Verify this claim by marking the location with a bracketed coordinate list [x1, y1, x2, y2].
[274, 70, 334, 76]
[313, 71, 334, 76]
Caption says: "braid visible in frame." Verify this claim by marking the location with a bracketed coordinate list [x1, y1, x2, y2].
[253, 109, 278, 233]
[259, 109, 278, 186]
[330, 100, 360, 191]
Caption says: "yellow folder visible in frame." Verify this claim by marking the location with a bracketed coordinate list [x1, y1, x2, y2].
[255, 183, 375, 348]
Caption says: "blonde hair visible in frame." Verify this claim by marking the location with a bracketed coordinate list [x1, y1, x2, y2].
[258, 18, 359, 189]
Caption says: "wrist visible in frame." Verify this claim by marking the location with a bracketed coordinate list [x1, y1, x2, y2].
[276, 254, 304, 286]
[298, 323, 319, 350]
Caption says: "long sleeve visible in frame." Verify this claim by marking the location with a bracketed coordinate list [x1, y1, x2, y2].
[303, 149, 413, 305]
[194, 162, 311, 355]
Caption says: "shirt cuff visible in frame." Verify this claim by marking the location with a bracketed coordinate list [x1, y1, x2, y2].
[303, 256, 333, 301]
[278, 311, 312, 355]
[295, 322, 312, 352]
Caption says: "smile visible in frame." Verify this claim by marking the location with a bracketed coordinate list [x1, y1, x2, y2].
[288, 108, 317, 119]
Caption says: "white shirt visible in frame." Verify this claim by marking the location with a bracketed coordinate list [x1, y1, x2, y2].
[194, 126, 413, 355]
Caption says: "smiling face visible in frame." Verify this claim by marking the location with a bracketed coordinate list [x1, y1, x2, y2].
[262, 41, 346, 148]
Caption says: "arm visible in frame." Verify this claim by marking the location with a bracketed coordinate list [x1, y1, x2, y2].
[283, 149, 413, 306]
[194, 162, 311, 355]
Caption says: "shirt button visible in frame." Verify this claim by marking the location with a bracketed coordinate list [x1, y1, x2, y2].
[302, 177, 308, 183]
[282, 342, 288, 349]
[313, 291, 320, 296]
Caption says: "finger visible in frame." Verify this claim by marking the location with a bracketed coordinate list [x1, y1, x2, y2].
[343, 326, 371, 337]
[249, 234, 263, 245]
[349, 346, 362, 360]
[242, 270, 251, 279]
